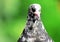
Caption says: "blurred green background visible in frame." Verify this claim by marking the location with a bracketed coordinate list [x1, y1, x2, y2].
[0, 0, 60, 42]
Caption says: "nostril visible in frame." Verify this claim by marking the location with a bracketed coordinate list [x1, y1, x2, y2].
[32, 8, 35, 12]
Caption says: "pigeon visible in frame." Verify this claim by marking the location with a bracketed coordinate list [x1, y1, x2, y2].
[18, 4, 53, 42]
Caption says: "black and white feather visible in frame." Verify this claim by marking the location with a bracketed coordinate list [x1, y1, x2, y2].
[18, 4, 53, 42]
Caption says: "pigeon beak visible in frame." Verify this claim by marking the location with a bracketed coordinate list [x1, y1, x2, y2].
[35, 14, 38, 17]
[34, 12, 39, 17]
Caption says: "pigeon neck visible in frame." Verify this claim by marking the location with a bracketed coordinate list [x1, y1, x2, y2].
[27, 14, 40, 23]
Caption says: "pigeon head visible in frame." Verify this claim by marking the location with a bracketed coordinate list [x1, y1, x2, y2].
[29, 4, 41, 19]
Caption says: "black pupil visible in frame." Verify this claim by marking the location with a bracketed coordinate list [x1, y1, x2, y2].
[32, 8, 35, 12]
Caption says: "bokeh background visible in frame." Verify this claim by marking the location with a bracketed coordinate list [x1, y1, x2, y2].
[0, 0, 60, 42]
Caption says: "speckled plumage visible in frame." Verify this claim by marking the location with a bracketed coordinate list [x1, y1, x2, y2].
[18, 4, 53, 42]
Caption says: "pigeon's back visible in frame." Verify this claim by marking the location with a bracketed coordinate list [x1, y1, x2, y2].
[33, 20, 53, 42]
